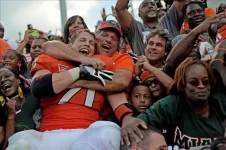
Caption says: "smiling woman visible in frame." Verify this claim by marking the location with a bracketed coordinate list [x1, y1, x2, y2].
[0, 67, 39, 149]
[63, 15, 88, 44]
[121, 57, 226, 149]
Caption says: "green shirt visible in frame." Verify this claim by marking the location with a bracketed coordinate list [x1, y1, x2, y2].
[15, 88, 39, 132]
[137, 93, 226, 149]
[24, 63, 32, 79]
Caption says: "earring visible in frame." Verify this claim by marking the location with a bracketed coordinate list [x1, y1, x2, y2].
[0, 96, 5, 106]
[18, 87, 23, 99]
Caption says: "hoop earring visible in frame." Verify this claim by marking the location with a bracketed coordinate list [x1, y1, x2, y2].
[0, 96, 5, 106]
[18, 87, 23, 99]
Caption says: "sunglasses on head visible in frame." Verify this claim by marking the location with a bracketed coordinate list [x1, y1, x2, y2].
[144, 78, 159, 86]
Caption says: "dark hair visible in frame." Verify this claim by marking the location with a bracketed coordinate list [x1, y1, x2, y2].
[120, 126, 163, 150]
[63, 15, 88, 44]
[4, 49, 28, 75]
[168, 57, 216, 94]
[129, 82, 151, 99]
[182, 1, 205, 17]
[146, 29, 172, 54]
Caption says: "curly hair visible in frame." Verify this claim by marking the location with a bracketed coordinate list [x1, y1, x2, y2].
[168, 57, 216, 95]
[146, 29, 172, 53]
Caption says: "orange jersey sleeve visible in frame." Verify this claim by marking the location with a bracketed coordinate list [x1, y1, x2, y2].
[31, 54, 72, 76]
[111, 52, 134, 72]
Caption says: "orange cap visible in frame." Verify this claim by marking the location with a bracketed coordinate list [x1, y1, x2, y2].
[140, 71, 155, 82]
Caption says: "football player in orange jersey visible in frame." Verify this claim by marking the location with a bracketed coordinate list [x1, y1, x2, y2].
[42, 20, 135, 122]
[7, 22, 134, 150]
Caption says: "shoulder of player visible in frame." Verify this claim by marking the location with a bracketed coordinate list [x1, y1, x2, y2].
[37, 54, 66, 64]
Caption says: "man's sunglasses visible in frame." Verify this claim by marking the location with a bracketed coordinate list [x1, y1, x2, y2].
[144, 79, 160, 86]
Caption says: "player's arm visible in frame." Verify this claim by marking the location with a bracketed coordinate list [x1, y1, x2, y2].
[42, 41, 84, 62]
[69, 69, 133, 92]
[31, 67, 80, 98]
[42, 41, 105, 70]
[107, 92, 133, 124]
[115, 0, 133, 32]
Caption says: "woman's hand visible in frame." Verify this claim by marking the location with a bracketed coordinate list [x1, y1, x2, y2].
[6, 98, 16, 119]
[121, 116, 147, 146]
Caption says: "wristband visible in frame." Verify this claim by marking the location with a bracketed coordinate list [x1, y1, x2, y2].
[114, 103, 133, 124]
[68, 67, 80, 81]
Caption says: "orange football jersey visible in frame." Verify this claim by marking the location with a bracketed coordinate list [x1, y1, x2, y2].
[99, 52, 134, 120]
[31, 54, 114, 131]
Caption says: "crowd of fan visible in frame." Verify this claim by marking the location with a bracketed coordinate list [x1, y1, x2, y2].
[0, 0, 226, 150]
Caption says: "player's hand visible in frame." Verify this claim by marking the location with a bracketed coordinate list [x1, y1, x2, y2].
[99, 70, 113, 81]
[79, 65, 110, 86]
[121, 116, 147, 146]
[80, 57, 106, 70]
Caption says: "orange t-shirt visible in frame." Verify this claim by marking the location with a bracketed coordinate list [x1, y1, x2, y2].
[0, 39, 11, 61]
[180, 8, 216, 33]
[100, 52, 134, 120]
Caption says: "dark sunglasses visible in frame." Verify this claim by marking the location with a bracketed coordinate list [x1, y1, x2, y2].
[188, 80, 209, 87]
[144, 79, 160, 86]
